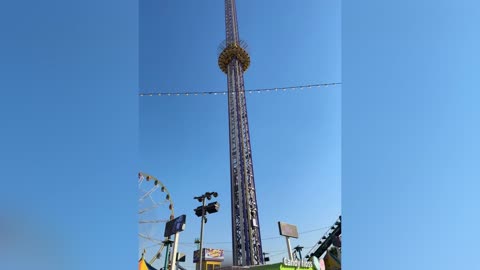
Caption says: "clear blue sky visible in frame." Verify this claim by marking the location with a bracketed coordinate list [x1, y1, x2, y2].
[139, 0, 340, 268]
[343, 1, 480, 269]
[0, 1, 138, 269]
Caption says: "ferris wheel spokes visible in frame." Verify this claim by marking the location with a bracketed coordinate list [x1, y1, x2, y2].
[138, 172, 176, 268]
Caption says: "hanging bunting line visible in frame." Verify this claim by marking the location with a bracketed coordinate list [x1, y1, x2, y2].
[139, 82, 341, 97]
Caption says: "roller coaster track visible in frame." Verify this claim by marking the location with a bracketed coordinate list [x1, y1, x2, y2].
[306, 216, 341, 259]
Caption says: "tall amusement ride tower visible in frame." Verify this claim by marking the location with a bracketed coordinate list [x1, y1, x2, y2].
[217, 0, 264, 266]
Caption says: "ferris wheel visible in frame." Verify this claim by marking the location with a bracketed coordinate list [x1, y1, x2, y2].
[138, 172, 175, 268]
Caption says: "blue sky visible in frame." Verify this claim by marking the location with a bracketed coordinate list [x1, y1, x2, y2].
[0, 1, 138, 269]
[343, 1, 480, 269]
[139, 0, 340, 268]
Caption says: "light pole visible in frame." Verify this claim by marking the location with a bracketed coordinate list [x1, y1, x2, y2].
[194, 192, 220, 270]
[262, 252, 270, 263]
[293, 245, 304, 260]
[162, 239, 174, 270]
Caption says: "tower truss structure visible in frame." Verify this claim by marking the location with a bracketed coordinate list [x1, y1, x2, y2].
[218, 0, 263, 266]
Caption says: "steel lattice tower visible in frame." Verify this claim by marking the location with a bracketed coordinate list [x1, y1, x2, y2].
[217, 0, 263, 266]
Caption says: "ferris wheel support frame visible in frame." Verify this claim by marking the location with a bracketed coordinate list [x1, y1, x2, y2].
[138, 172, 176, 267]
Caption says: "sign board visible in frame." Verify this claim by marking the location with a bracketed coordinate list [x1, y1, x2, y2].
[193, 250, 200, 263]
[204, 248, 224, 261]
[193, 248, 224, 263]
[278, 222, 299, 238]
[164, 215, 186, 237]
[282, 258, 313, 268]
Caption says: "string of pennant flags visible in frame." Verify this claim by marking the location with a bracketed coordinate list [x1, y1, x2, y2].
[139, 82, 341, 97]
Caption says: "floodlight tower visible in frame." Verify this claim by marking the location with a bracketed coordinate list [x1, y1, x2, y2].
[217, 0, 263, 266]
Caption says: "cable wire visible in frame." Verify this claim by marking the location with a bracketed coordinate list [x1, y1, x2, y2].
[139, 83, 341, 97]
[204, 226, 331, 244]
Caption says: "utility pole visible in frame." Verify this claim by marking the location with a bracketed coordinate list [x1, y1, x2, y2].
[194, 192, 220, 270]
